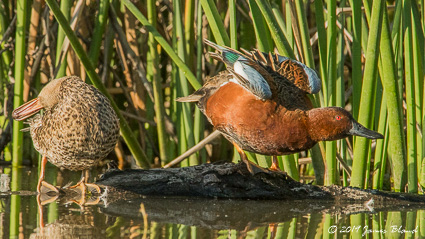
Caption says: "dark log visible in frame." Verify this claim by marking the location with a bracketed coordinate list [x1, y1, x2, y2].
[96, 162, 425, 203]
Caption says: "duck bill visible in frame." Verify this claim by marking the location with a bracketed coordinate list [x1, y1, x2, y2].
[12, 98, 43, 121]
[349, 121, 384, 139]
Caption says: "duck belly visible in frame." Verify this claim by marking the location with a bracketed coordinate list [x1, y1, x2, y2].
[205, 83, 315, 155]
[30, 110, 119, 171]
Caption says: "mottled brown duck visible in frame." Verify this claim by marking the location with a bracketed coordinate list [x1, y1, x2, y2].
[12, 76, 120, 199]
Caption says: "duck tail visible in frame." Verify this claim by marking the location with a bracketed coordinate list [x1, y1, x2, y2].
[204, 39, 245, 66]
[175, 94, 202, 102]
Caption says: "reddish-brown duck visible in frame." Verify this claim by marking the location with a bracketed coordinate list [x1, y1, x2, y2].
[178, 40, 383, 172]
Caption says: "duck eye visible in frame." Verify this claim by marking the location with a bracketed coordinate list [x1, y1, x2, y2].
[335, 116, 341, 120]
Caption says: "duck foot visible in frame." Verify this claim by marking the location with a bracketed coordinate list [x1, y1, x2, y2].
[269, 156, 283, 172]
[242, 158, 270, 175]
[67, 178, 102, 205]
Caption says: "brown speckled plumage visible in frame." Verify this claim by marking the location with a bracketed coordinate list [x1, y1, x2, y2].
[20, 76, 120, 171]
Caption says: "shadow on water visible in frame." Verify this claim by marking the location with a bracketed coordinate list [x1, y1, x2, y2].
[1, 166, 425, 238]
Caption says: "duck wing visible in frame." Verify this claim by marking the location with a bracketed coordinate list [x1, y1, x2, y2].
[204, 39, 275, 101]
[244, 49, 321, 95]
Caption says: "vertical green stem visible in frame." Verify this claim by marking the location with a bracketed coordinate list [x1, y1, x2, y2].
[254, 0, 295, 58]
[351, 0, 384, 189]
[88, 0, 110, 63]
[403, 0, 418, 193]
[325, 0, 337, 186]
[147, 0, 168, 164]
[12, 0, 27, 166]
[379, 0, 406, 192]
[55, 0, 73, 77]
[229, 0, 237, 49]
[349, 0, 362, 119]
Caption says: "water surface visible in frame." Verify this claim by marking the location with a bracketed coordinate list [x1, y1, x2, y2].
[1, 166, 424, 238]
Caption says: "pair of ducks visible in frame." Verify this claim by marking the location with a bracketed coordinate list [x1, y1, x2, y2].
[12, 40, 382, 196]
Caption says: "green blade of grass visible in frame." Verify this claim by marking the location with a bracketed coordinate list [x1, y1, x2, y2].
[12, 0, 27, 166]
[403, 0, 418, 193]
[55, 0, 73, 78]
[350, 0, 385, 189]
[247, 0, 272, 52]
[348, 0, 362, 119]
[200, 0, 230, 46]
[254, 0, 295, 59]
[88, 0, 110, 63]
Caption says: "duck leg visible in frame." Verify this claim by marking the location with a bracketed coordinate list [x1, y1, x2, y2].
[83, 169, 101, 194]
[232, 142, 268, 175]
[269, 155, 281, 171]
[37, 156, 59, 194]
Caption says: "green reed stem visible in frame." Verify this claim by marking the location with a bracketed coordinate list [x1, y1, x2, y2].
[294, 0, 314, 67]
[372, 94, 389, 189]
[314, 0, 328, 103]
[55, 0, 73, 77]
[45, 0, 150, 168]
[229, 0, 237, 49]
[378, 1, 406, 192]
[12, 0, 27, 166]
[184, 0, 195, 68]
[411, 0, 424, 189]
[403, 0, 418, 193]
[350, 0, 384, 189]
[174, 0, 197, 166]
[247, 0, 272, 52]
[324, 0, 337, 186]
[147, 0, 168, 164]
[348, 0, 362, 119]
[121, 0, 201, 90]
[88, 0, 110, 63]
[200, 0, 230, 46]
[254, 0, 295, 59]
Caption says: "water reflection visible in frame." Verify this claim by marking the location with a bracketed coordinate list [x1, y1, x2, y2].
[1, 166, 425, 238]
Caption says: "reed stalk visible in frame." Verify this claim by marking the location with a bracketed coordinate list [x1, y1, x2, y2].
[411, 0, 424, 189]
[229, 0, 237, 49]
[325, 0, 338, 186]
[200, 0, 230, 46]
[403, 0, 418, 193]
[12, 0, 27, 166]
[254, 0, 295, 59]
[378, 0, 406, 192]
[247, 0, 272, 52]
[348, 0, 362, 120]
[55, 0, 73, 78]
[173, 0, 197, 166]
[88, 0, 109, 63]
[147, 0, 168, 164]
[350, 0, 384, 189]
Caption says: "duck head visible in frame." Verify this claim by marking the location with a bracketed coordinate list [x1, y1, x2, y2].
[12, 78, 66, 121]
[307, 107, 383, 142]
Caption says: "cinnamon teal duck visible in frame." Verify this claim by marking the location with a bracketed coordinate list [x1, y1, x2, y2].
[13, 76, 120, 200]
[177, 39, 383, 173]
